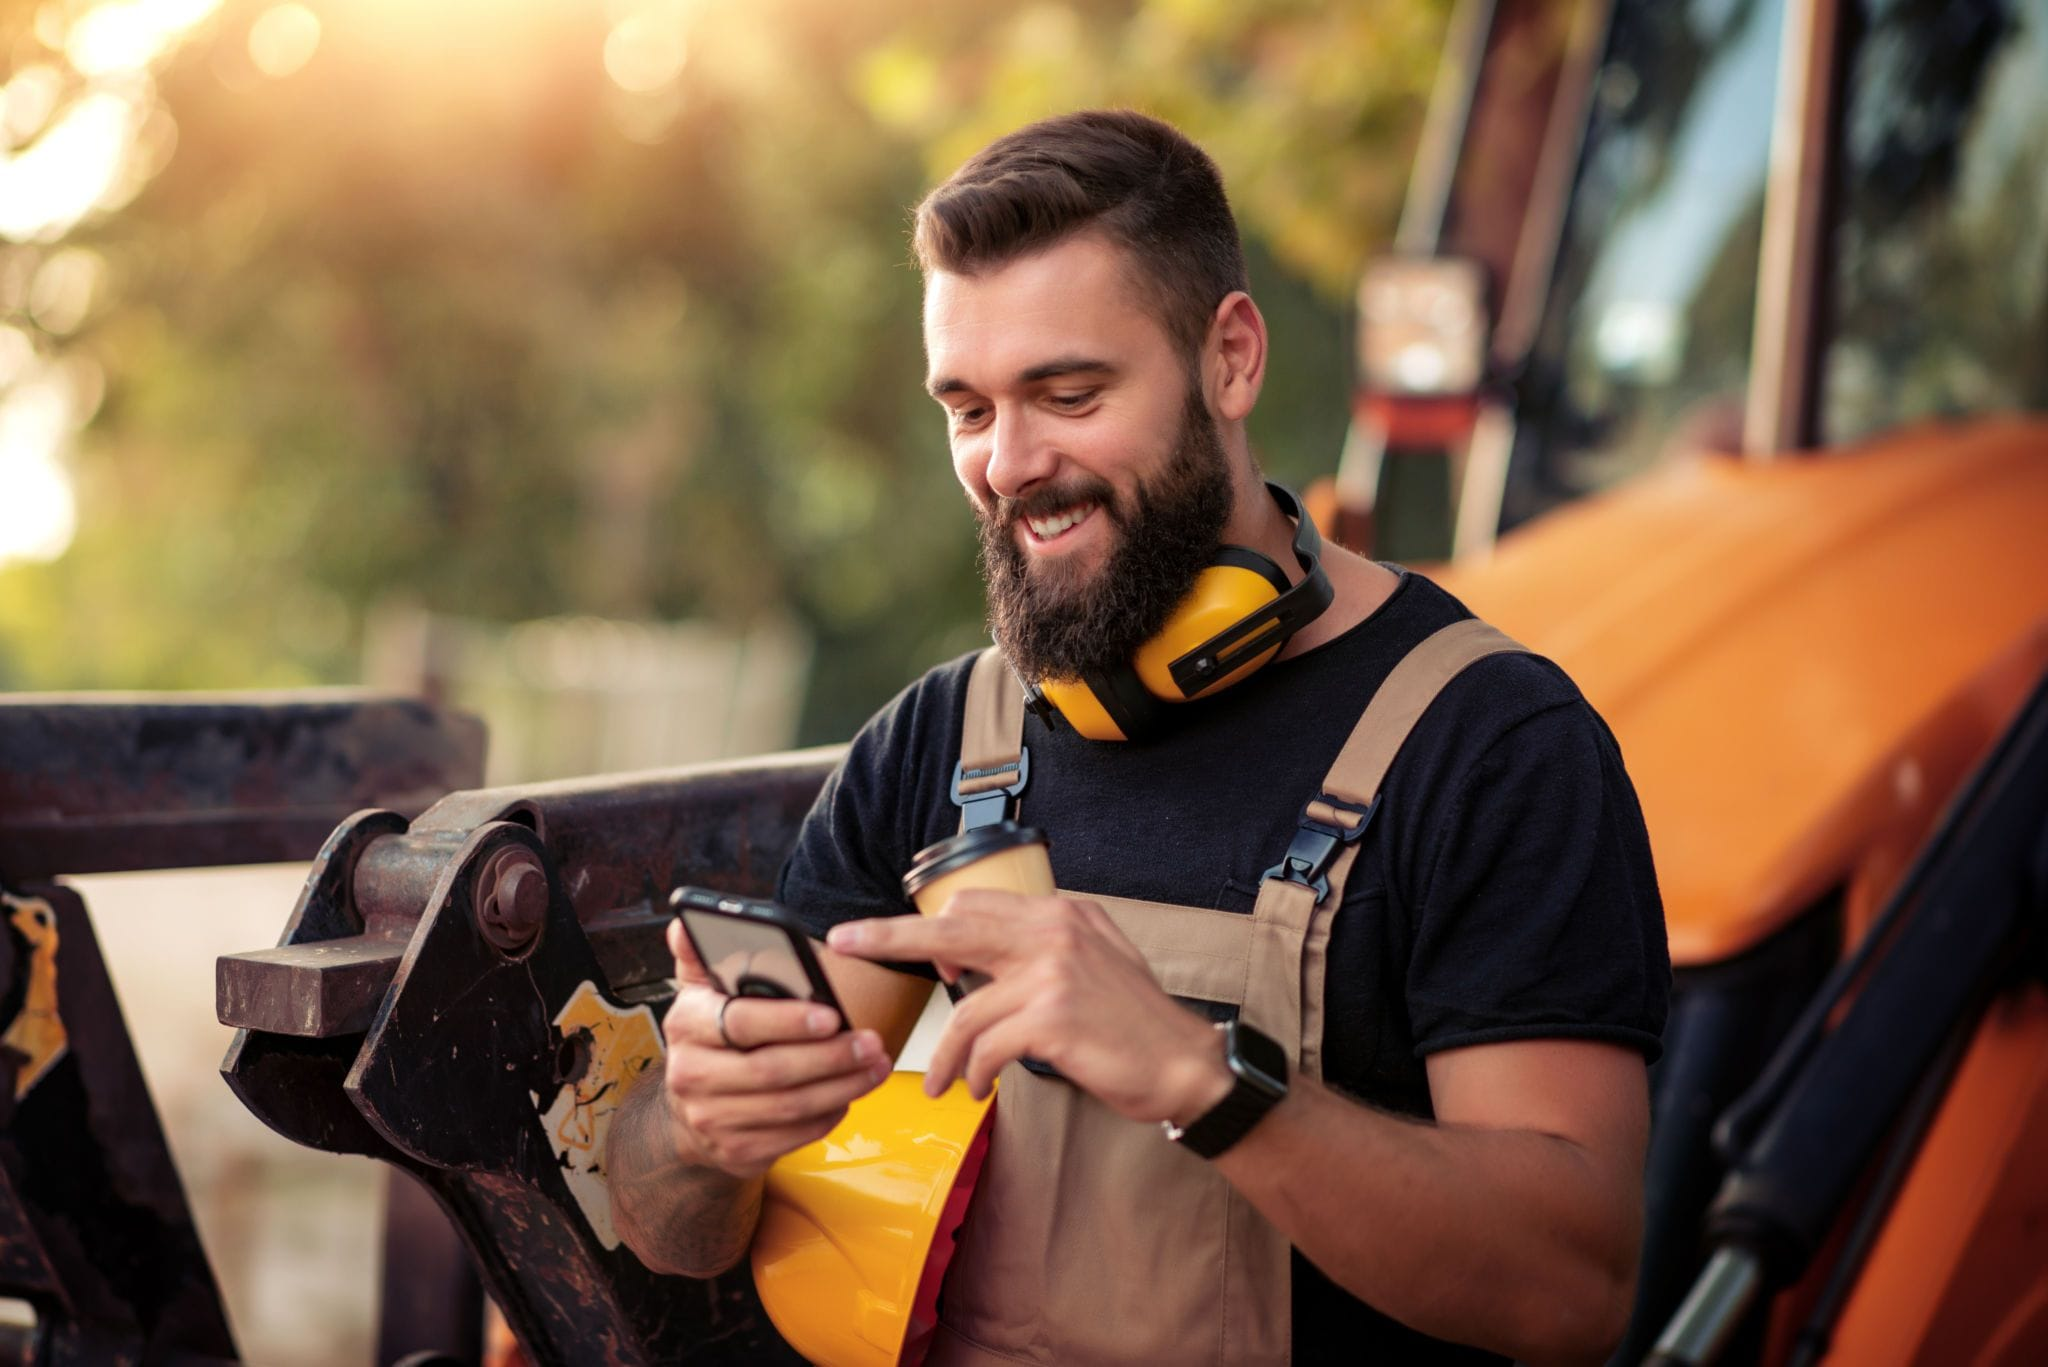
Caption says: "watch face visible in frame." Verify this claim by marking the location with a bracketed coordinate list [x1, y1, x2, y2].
[1228, 1021, 1289, 1097]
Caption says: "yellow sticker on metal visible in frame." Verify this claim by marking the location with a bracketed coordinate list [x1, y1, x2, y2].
[530, 979, 661, 1250]
[1, 891, 68, 1102]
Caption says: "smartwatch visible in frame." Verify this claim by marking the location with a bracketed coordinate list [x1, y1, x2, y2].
[1162, 1018, 1289, 1159]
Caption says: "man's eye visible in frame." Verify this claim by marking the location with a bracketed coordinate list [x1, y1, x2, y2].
[1049, 391, 1097, 410]
[952, 406, 989, 428]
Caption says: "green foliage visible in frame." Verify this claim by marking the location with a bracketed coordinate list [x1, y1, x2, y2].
[0, 0, 1445, 743]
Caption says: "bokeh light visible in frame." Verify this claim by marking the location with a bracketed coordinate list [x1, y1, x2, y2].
[1, 65, 65, 145]
[0, 367, 79, 566]
[0, 328, 32, 389]
[247, 4, 322, 80]
[0, 0, 222, 573]
[27, 248, 103, 336]
[65, 0, 222, 79]
[0, 91, 139, 243]
[603, 7, 688, 93]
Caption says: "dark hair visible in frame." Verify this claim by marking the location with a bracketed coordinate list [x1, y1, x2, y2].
[912, 110, 1249, 360]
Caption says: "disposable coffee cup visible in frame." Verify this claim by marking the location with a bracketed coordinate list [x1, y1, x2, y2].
[901, 821, 1054, 916]
[901, 822, 1065, 1077]
[901, 822, 1053, 1003]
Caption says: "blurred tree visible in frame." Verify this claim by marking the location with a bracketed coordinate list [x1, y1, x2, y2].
[0, 0, 1446, 743]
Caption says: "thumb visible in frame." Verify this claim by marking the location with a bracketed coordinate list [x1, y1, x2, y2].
[667, 917, 714, 988]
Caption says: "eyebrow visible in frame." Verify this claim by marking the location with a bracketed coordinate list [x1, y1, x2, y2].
[925, 356, 1117, 399]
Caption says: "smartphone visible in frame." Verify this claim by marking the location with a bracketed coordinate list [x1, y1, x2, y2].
[668, 886, 847, 1030]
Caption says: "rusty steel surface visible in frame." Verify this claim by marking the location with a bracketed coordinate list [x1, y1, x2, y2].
[377, 1169, 483, 1367]
[0, 692, 485, 878]
[216, 934, 415, 1038]
[404, 745, 843, 913]
[218, 909, 677, 1039]
[0, 692, 489, 1366]
[221, 750, 843, 1365]
[217, 750, 838, 1040]
[0, 882, 237, 1365]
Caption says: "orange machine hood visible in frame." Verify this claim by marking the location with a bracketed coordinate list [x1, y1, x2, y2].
[1438, 418, 2048, 964]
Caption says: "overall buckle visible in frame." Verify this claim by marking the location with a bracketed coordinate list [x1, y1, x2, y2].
[950, 749, 1031, 829]
[1261, 793, 1375, 902]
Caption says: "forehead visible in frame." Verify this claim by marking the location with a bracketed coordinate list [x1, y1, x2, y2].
[922, 234, 1175, 386]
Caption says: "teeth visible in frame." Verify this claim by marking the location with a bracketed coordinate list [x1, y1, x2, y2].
[1026, 506, 1090, 540]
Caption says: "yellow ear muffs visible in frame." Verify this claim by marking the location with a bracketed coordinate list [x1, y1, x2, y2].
[1030, 483, 1334, 742]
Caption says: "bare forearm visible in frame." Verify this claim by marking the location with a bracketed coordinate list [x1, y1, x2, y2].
[606, 1073, 761, 1279]
[1216, 1080, 1638, 1365]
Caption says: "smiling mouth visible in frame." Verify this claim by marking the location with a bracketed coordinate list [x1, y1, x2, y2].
[1022, 504, 1098, 545]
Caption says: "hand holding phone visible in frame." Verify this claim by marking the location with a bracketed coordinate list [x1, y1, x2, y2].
[654, 889, 886, 1181]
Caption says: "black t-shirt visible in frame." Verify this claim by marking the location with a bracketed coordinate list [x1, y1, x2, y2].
[780, 570, 1670, 1364]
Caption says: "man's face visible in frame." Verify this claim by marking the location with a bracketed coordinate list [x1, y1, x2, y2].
[924, 234, 1233, 682]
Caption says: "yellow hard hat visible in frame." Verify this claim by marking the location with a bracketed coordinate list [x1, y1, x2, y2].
[753, 1073, 995, 1367]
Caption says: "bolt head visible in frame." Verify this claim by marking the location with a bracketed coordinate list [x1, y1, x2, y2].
[476, 849, 547, 953]
[498, 861, 547, 925]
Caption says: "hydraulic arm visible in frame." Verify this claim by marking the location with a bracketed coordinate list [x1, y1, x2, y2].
[1648, 668, 2048, 1365]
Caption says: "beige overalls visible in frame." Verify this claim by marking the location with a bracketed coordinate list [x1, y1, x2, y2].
[927, 619, 1526, 1366]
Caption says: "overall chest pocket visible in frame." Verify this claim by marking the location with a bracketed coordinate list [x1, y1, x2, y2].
[1216, 873, 1402, 1089]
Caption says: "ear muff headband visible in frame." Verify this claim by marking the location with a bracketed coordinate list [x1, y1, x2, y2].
[1089, 658, 1168, 741]
[1031, 482, 1333, 742]
[1166, 483, 1332, 699]
[1035, 675, 1126, 741]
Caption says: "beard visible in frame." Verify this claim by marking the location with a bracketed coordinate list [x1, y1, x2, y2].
[976, 385, 1233, 683]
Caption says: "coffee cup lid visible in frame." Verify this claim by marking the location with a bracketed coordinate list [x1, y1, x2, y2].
[901, 822, 1049, 897]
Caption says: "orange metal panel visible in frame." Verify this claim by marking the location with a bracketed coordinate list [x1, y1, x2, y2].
[1819, 986, 2048, 1366]
[1438, 418, 2048, 963]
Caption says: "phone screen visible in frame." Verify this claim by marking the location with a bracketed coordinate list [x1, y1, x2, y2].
[679, 909, 818, 1001]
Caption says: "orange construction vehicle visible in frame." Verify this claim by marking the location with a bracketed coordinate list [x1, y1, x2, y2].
[1312, 0, 2048, 1362]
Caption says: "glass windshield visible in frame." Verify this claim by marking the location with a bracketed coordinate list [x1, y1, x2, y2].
[1822, 0, 2048, 441]
[1503, 0, 1784, 528]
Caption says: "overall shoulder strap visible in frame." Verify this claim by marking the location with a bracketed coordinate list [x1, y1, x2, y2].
[1322, 617, 1529, 807]
[1269, 618, 1530, 896]
[1274, 616, 1531, 1077]
[953, 647, 1030, 828]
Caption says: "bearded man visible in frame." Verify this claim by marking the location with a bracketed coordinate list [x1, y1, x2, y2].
[608, 110, 1669, 1366]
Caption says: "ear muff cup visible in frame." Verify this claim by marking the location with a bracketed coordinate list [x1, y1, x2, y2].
[1132, 549, 1291, 696]
[1040, 550, 1290, 743]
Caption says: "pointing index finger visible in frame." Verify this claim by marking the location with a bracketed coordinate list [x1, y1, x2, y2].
[826, 911, 1004, 970]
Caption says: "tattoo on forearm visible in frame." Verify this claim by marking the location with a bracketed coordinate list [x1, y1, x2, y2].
[607, 1072, 762, 1277]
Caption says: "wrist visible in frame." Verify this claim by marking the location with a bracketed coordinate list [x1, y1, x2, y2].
[1164, 1020, 1235, 1129]
[661, 1086, 725, 1173]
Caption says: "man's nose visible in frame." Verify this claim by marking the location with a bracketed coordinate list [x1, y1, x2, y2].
[984, 406, 1058, 499]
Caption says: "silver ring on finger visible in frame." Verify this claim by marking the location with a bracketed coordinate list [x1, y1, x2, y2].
[717, 994, 744, 1051]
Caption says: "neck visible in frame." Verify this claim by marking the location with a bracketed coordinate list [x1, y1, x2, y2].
[1220, 470, 1399, 662]
[1291, 540, 1400, 659]
[1220, 466, 1296, 569]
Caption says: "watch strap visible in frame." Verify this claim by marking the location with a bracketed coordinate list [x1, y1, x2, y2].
[1165, 1020, 1287, 1159]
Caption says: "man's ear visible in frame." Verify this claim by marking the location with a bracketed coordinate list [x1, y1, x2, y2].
[1205, 291, 1267, 423]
